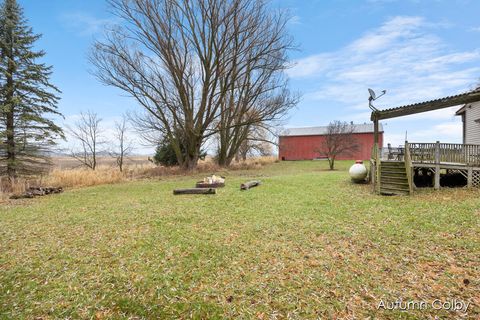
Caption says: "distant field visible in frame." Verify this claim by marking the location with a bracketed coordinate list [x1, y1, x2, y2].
[1, 161, 479, 319]
[52, 156, 153, 170]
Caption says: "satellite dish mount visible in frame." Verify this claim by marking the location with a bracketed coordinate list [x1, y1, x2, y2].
[368, 88, 386, 112]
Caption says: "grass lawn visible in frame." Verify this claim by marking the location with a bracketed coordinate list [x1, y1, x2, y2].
[1, 161, 479, 319]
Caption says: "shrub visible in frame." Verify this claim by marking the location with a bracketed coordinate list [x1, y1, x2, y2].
[153, 141, 179, 166]
[152, 140, 207, 167]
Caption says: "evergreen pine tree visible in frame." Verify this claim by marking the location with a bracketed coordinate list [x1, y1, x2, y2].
[0, 0, 63, 180]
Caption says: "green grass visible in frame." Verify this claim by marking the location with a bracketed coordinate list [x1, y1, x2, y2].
[1, 161, 479, 319]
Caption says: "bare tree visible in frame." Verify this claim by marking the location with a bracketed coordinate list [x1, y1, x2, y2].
[317, 121, 359, 170]
[91, 0, 296, 170]
[110, 114, 133, 172]
[216, 83, 297, 166]
[68, 111, 103, 170]
[213, 2, 297, 166]
[235, 124, 273, 161]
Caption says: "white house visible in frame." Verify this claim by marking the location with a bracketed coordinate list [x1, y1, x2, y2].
[456, 102, 480, 145]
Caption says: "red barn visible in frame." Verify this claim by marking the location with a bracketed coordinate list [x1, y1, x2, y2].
[278, 123, 383, 161]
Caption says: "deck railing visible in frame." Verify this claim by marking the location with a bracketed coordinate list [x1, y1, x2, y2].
[409, 142, 480, 166]
[375, 142, 480, 166]
[371, 141, 480, 192]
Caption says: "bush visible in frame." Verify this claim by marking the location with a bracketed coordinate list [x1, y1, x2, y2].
[152, 140, 207, 167]
[153, 141, 179, 167]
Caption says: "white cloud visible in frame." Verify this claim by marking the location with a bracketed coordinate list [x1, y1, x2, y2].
[289, 15, 480, 117]
[289, 15, 302, 26]
[348, 16, 425, 53]
[61, 12, 115, 36]
[287, 15, 480, 144]
[287, 53, 332, 78]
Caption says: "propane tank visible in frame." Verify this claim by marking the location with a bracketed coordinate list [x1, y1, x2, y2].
[349, 160, 367, 183]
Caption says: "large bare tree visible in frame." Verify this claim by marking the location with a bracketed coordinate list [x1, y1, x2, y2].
[317, 121, 359, 170]
[68, 111, 103, 170]
[91, 0, 296, 170]
[213, 3, 297, 166]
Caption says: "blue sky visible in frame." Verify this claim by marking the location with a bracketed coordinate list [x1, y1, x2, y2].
[19, 0, 480, 153]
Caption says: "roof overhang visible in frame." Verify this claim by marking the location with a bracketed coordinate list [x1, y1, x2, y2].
[370, 89, 480, 121]
[455, 105, 467, 115]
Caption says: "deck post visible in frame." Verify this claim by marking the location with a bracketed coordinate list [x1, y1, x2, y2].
[375, 143, 381, 194]
[404, 141, 414, 194]
[373, 116, 379, 145]
[434, 141, 441, 190]
[467, 167, 473, 188]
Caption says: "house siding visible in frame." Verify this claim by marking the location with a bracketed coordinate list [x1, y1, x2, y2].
[465, 102, 480, 144]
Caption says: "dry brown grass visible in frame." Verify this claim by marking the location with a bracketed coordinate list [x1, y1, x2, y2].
[0, 177, 29, 202]
[51, 155, 152, 170]
[0, 156, 278, 201]
[138, 156, 278, 177]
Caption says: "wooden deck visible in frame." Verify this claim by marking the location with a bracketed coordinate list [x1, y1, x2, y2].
[371, 141, 480, 194]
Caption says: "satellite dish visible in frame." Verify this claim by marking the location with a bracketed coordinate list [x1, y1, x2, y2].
[368, 88, 386, 111]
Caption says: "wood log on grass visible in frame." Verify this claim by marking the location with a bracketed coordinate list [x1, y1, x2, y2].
[240, 180, 261, 191]
[173, 188, 216, 195]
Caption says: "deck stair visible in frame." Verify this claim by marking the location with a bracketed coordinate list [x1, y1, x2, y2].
[379, 161, 410, 195]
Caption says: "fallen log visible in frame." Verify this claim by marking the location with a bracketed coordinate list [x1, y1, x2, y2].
[10, 187, 64, 199]
[240, 180, 261, 191]
[173, 188, 216, 195]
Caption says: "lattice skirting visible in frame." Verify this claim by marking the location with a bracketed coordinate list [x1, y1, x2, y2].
[448, 169, 480, 187]
[439, 168, 480, 188]
[473, 170, 480, 187]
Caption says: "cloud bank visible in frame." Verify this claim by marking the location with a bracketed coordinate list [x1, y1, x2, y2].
[288, 16, 480, 145]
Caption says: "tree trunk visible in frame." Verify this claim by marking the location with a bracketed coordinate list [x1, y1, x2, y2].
[217, 150, 237, 167]
[182, 155, 198, 171]
[217, 152, 229, 167]
[329, 158, 335, 170]
[118, 156, 123, 172]
[223, 157, 234, 167]
[181, 139, 201, 170]
[92, 141, 97, 170]
[6, 52, 16, 180]
[217, 134, 246, 167]
[6, 110, 15, 179]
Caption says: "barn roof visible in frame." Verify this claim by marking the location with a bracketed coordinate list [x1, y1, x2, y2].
[280, 123, 383, 137]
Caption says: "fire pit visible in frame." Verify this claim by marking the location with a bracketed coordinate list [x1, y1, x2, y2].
[195, 175, 225, 188]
